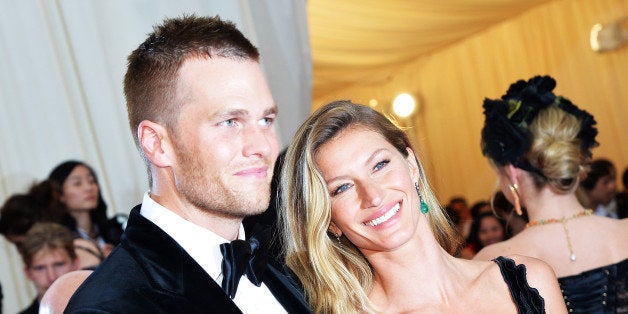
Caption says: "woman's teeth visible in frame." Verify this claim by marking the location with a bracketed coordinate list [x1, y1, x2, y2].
[365, 203, 400, 227]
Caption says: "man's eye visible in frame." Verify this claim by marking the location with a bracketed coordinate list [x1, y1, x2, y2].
[220, 119, 238, 127]
[332, 183, 350, 196]
[259, 117, 274, 126]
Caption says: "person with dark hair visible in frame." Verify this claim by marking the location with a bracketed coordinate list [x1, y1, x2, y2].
[61, 15, 310, 313]
[469, 200, 491, 219]
[579, 158, 626, 218]
[460, 212, 510, 259]
[19, 222, 79, 314]
[475, 75, 628, 312]
[446, 196, 472, 238]
[618, 167, 628, 219]
[0, 181, 57, 253]
[491, 190, 527, 236]
[280, 100, 566, 313]
[0, 180, 103, 271]
[47, 160, 123, 258]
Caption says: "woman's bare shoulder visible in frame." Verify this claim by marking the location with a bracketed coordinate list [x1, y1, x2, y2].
[472, 237, 519, 261]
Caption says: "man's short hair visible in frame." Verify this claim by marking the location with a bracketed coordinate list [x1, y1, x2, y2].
[124, 14, 260, 164]
[21, 222, 76, 267]
[581, 158, 615, 191]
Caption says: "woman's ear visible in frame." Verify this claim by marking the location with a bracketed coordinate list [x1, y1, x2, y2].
[328, 221, 342, 237]
[138, 120, 175, 168]
[405, 147, 420, 182]
[504, 164, 520, 186]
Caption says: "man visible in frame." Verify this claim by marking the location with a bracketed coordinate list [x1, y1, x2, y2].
[64, 15, 310, 313]
[19, 223, 79, 314]
[581, 158, 620, 218]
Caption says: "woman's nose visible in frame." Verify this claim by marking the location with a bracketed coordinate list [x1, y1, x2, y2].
[358, 181, 383, 208]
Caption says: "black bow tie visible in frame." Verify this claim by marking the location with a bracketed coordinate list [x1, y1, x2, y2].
[219, 228, 269, 299]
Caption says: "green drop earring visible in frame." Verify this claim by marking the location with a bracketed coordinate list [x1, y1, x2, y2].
[415, 182, 429, 214]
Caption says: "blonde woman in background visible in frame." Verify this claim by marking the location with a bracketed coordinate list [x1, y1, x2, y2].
[280, 100, 566, 313]
[474, 75, 628, 313]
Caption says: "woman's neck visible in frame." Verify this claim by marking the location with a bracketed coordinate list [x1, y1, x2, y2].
[522, 187, 587, 221]
[71, 211, 94, 237]
[365, 219, 460, 307]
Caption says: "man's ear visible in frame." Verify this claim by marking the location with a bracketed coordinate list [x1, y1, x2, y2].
[138, 120, 175, 168]
[24, 265, 33, 281]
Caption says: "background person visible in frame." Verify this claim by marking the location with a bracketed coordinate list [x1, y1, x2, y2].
[280, 100, 566, 313]
[460, 212, 510, 259]
[0, 181, 57, 253]
[0, 181, 100, 271]
[48, 160, 124, 257]
[19, 222, 79, 314]
[491, 190, 527, 236]
[474, 75, 628, 313]
[618, 167, 628, 219]
[579, 158, 626, 218]
[446, 196, 472, 238]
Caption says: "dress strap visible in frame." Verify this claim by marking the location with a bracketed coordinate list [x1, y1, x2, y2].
[493, 256, 545, 314]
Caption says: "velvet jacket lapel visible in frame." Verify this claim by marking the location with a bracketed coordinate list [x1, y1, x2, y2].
[124, 206, 311, 314]
[123, 206, 242, 313]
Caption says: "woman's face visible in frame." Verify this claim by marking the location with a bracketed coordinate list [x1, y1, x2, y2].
[61, 165, 99, 212]
[477, 216, 505, 247]
[315, 126, 421, 254]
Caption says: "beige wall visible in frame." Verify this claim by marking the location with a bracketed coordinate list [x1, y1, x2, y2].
[313, 0, 628, 206]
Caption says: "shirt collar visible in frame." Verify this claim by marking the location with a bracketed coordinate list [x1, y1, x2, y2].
[139, 192, 245, 281]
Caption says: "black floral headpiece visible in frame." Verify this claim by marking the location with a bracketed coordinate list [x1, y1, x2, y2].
[481, 75, 598, 176]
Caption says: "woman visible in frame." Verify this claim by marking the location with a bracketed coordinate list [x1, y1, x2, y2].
[48, 160, 124, 258]
[280, 100, 566, 313]
[460, 212, 510, 259]
[474, 75, 628, 312]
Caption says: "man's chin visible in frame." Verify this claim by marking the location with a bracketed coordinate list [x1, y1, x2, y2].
[243, 205, 269, 217]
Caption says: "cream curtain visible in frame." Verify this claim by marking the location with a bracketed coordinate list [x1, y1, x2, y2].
[312, 0, 628, 206]
[0, 1, 310, 312]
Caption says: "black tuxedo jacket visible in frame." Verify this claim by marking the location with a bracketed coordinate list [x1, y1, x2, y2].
[65, 205, 311, 314]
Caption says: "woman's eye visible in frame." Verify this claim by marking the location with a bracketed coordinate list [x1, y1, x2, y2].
[332, 183, 350, 196]
[374, 160, 390, 171]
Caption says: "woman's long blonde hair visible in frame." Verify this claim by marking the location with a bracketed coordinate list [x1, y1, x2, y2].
[279, 100, 459, 313]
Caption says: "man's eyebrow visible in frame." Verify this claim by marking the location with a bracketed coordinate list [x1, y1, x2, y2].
[216, 105, 277, 118]
[264, 105, 278, 116]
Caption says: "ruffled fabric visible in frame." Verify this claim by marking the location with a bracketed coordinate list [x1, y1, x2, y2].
[493, 256, 545, 314]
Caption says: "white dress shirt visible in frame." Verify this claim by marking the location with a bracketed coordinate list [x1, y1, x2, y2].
[140, 192, 286, 313]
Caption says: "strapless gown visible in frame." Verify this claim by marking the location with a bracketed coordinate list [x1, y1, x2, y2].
[558, 259, 628, 313]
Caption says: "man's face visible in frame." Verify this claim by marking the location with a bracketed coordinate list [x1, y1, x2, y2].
[169, 57, 279, 218]
[589, 171, 617, 206]
[25, 246, 77, 299]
